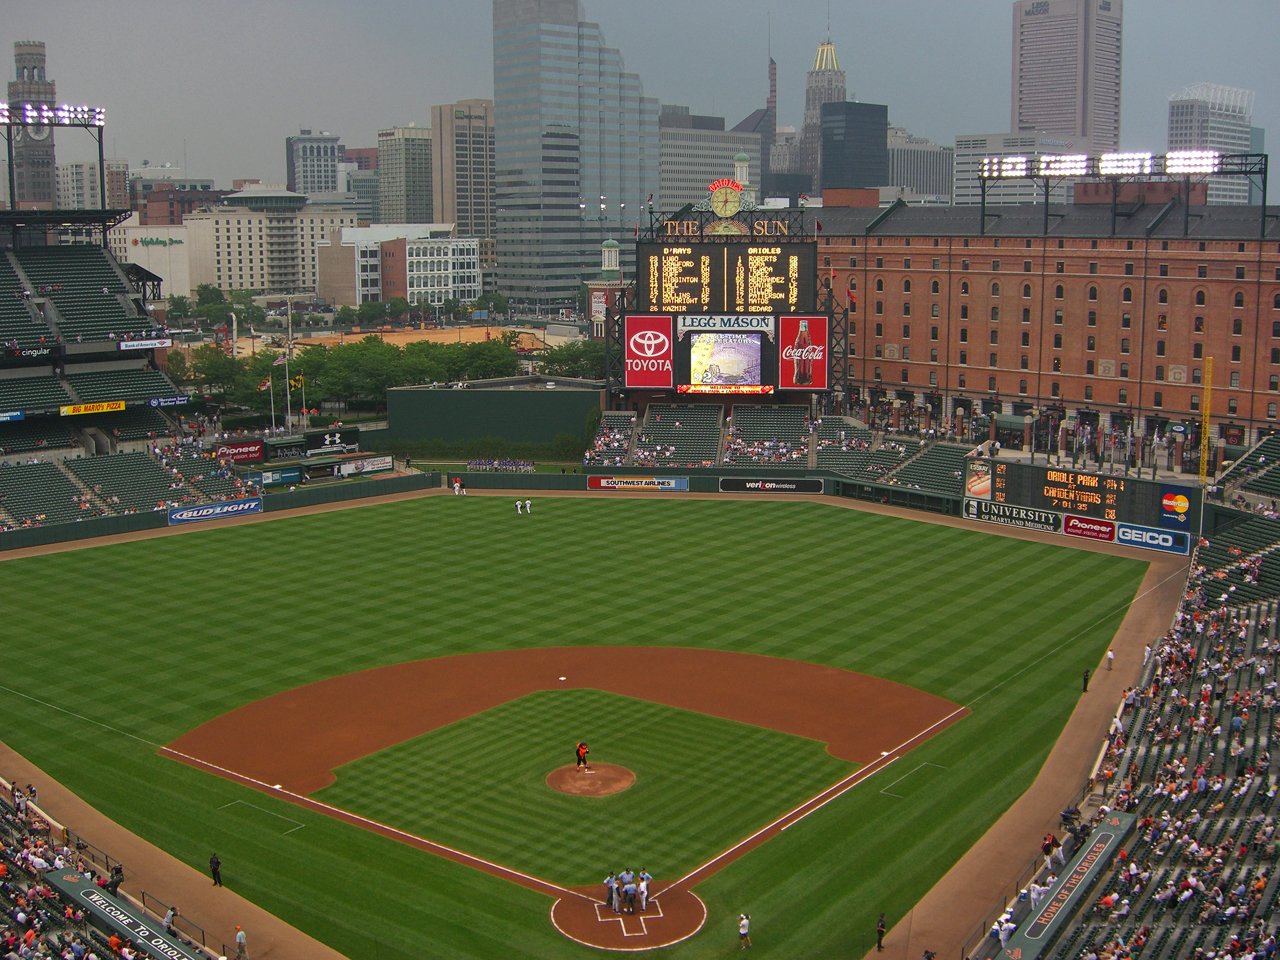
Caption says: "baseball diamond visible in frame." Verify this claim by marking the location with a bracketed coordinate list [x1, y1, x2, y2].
[0, 494, 1158, 959]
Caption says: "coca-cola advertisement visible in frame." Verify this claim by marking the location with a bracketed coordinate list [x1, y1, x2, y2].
[624, 315, 674, 389]
[777, 315, 829, 391]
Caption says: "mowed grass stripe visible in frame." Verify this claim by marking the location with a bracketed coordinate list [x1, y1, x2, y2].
[315, 689, 854, 885]
[0, 496, 1150, 960]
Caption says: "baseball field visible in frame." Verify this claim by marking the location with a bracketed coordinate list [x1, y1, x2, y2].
[0, 495, 1150, 958]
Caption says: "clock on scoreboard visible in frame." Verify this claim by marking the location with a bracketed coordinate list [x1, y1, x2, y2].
[962, 459, 1200, 554]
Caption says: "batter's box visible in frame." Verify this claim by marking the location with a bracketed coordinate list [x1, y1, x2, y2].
[594, 897, 665, 936]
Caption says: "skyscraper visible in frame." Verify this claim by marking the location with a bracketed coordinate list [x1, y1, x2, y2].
[659, 105, 760, 209]
[887, 128, 954, 200]
[819, 101, 888, 191]
[377, 126, 433, 223]
[732, 57, 777, 196]
[797, 39, 846, 192]
[493, 0, 659, 308]
[431, 99, 495, 241]
[1011, 0, 1122, 152]
[1167, 83, 1255, 205]
[285, 129, 342, 196]
[8, 41, 57, 207]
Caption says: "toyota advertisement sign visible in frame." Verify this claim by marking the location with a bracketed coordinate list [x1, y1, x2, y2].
[778, 315, 829, 391]
[624, 315, 674, 389]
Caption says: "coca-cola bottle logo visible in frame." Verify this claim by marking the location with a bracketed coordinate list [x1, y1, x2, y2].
[782, 345, 824, 360]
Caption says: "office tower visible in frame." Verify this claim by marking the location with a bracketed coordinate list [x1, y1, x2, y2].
[732, 57, 777, 196]
[887, 128, 954, 200]
[285, 129, 342, 195]
[493, 0, 659, 308]
[1011, 0, 1122, 151]
[659, 105, 760, 209]
[8, 41, 57, 206]
[797, 39, 846, 191]
[431, 99, 495, 241]
[56, 160, 129, 209]
[819, 101, 888, 191]
[377, 126, 433, 223]
[952, 131, 1089, 205]
[1167, 83, 1255, 205]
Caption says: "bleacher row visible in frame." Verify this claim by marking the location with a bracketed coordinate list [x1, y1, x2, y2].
[584, 403, 973, 495]
[3, 246, 153, 344]
[985, 515, 1280, 960]
[0, 366, 181, 416]
[0, 446, 258, 531]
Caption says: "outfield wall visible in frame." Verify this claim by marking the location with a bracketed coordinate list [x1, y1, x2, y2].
[0, 473, 441, 553]
[386, 389, 602, 444]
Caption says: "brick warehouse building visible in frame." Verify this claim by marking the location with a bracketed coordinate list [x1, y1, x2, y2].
[815, 191, 1280, 453]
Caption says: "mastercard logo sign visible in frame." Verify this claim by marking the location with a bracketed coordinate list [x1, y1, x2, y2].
[1162, 492, 1190, 519]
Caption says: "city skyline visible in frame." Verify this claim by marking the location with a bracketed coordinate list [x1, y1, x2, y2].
[2, 0, 1275, 189]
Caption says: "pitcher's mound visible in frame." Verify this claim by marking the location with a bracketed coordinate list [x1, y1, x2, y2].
[547, 763, 635, 797]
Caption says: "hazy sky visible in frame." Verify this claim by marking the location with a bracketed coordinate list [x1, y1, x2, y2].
[4, 0, 1275, 187]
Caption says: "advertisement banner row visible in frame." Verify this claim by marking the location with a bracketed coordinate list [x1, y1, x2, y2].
[963, 498, 1190, 554]
[167, 497, 263, 526]
[585, 476, 824, 494]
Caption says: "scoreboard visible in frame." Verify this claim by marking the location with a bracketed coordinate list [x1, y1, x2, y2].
[963, 459, 1200, 554]
[636, 242, 817, 315]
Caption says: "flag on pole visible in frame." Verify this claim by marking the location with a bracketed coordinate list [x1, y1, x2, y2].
[290, 374, 304, 390]
[272, 354, 287, 366]
[257, 377, 271, 392]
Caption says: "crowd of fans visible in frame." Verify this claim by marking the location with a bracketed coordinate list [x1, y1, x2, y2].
[583, 416, 635, 467]
[977, 520, 1280, 960]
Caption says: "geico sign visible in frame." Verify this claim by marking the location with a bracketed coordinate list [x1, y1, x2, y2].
[1117, 527, 1174, 547]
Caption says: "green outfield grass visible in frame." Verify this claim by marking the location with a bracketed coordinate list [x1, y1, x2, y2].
[0, 497, 1153, 959]
[316, 688, 856, 885]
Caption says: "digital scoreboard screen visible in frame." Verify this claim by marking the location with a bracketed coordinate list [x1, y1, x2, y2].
[637, 243, 816, 315]
[688, 332, 762, 388]
[963, 459, 1200, 553]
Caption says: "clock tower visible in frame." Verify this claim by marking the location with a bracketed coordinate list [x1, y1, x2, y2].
[8, 41, 57, 208]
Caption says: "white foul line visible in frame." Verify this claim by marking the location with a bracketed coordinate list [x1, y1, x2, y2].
[657, 703, 966, 896]
[160, 745, 596, 904]
[217, 799, 306, 835]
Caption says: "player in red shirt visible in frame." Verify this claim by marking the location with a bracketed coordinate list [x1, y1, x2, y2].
[576, 741, 590, 772]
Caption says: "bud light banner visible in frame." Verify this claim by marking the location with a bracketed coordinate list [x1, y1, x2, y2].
[778, 315, 828, 391]
[624, 315, 674, 389]
[167, 497, 263, 526]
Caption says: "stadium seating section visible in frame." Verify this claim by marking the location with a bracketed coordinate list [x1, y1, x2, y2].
[164, 445, 247, 500]
[13, 246, 149, 341]
[1221, 435, 1280, 490]
[0, 461, 101, 526]
[974, 513, 1280, 960]
[64, 452, 199, 513]
[66, 366, 181, 403]
[0, 253, 55, 347]
[633, 404, 723, 467]
[0, 415, 78, 455]
[584, 411, 637, 466]
[723, 405, 810, 467]
[889, 443, 971, 496]
[93, 406, 175, 441]
[0, 373, 73, 413]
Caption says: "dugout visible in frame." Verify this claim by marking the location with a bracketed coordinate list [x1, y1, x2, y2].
[387, 376, 603, 445]
[242, 452, 395, 487]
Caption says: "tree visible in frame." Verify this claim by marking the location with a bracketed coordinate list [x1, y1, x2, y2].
[188, 343, 242, 398]
[441, 297, 462, 322]
[538, 339, 605, 379]
[462, 339, 521, 380]
[226, 290, 266, 329]
[385, 297, 409, 321]
[165, 349, 189, 385]
[195, 284, 225, 307]
[167, 295, 191, 321]
[357, 300, 386, 326]
[336, 305, 357, 326]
